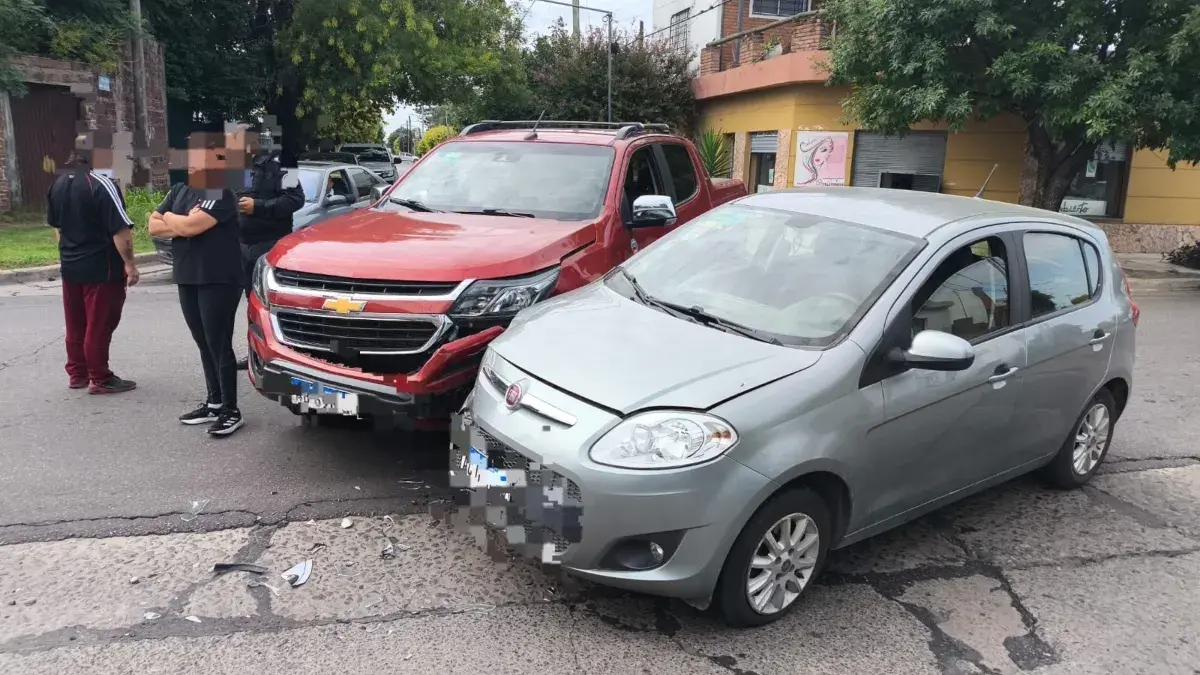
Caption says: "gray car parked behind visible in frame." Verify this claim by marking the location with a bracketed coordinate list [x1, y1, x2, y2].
[456, 187, 1139, 627]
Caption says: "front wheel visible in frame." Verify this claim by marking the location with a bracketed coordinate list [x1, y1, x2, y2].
[1045, 388, 1117, 488]
[714, 487, 831, 627]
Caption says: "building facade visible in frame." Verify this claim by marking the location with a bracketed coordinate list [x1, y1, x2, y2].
[693, 4, 1200, 253]
[652, 0, 816, 72]
[0, 42, 168, 212]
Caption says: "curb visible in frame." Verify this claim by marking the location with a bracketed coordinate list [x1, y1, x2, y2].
[0, 251, 161, 285]
[1127, 276, 1200, 294]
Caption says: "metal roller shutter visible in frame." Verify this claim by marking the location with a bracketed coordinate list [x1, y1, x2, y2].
[750, 132, 778, 154]
[851, 131, 948, 190]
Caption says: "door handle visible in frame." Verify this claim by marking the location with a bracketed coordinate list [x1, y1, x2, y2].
[1089, 329, 1110, 345]
[987, 365, 1019, 383]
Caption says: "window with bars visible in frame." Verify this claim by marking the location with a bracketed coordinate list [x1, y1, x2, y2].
[669, 9, 690, 52]
[750, 0, 810, 18]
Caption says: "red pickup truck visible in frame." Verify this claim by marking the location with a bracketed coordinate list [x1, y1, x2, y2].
[246, 120, 747, 428]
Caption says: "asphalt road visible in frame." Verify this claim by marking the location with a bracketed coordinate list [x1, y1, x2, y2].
[1, 278, 1198, 674]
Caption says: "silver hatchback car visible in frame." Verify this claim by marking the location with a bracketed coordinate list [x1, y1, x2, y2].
[452, 188, 1139, 627]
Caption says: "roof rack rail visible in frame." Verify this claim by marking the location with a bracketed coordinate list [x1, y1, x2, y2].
[459, 120, 671, 138]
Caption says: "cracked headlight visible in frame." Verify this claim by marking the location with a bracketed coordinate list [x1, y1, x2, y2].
[589, 411, 738, 469]
[448, 267, 560, 318]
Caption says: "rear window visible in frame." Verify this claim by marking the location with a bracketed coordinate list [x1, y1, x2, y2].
[383, 141, 616, 221]
[292, 168, 322, 202]
[661, 143, 698, 203]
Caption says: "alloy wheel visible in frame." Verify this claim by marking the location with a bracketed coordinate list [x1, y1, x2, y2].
[745, 512, 820, 615]
[1072, 402, 1110, 476]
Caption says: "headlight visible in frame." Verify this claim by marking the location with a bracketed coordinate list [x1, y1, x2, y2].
[589, 411, 738, 469]
[251, 257, 270, 304]
[449, 267, 559, 318]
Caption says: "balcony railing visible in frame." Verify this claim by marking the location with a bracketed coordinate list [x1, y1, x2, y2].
[699, 10, 834, 77]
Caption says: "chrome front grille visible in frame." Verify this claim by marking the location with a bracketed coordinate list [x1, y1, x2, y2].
[273, 268, 460, 297]
[274, 310, 440, 354]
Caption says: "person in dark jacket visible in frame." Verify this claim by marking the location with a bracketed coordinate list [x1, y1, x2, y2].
[147, 131, 246, 436]
[234, 146, 305, 370]
[47, 136, 140, 394]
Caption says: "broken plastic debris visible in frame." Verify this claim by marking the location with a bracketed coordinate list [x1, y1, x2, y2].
[305, 519, 316, 525]
[185, 616, 201, 624]
[129, 577, 139, 585]
[281, 560, 313, 587]
[308, 543, 327, 555]
[340, 517, 353, 529]
[354, 485, 361, 491]
[383, 515, 396, 525]
[247, 578, 280, 596]
[212, 562, 269, 576]
[142, 612, 161, 621]
[381, 540, 395, 560]
[181, 499, 210, 522]
[404, 653, 413, 660]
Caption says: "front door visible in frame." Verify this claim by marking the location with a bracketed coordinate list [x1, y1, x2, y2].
[1010, 229, 1117, 463]
[859, 232, 1028, 525]
[321, 169, 357, 219]
[617, 143, 672, 261]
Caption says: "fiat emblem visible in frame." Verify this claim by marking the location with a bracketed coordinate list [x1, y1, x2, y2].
[504, 382, 524, 409]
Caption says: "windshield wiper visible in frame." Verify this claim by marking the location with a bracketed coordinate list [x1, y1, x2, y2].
[657, 300, 784, 346]
[389, 197, 439, 212]
[454, 208, 536, 218]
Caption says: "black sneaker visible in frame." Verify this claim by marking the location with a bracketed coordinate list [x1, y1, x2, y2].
[207, 409, 245, 437]
[88, 376, 137, 395]
[235, 357, 249, 371]
[180, 403, 221, 425]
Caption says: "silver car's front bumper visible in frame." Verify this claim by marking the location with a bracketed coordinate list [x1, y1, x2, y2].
[455, 352, 773, 602]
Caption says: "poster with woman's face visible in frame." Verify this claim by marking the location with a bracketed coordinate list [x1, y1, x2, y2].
[793, 132, 849, 187]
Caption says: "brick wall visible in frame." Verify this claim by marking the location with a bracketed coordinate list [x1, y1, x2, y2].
[708, 1, 829, 72]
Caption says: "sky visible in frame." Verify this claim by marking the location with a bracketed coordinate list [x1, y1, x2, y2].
[382, 0, 653, 136]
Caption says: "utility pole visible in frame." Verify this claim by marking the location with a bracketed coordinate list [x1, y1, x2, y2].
[129, 0, 150, 186]
[406, 116, 412, 154]
[573, 0, 581, 37]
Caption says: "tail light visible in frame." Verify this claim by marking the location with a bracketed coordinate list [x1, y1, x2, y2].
[1117, 263, 1140, 327]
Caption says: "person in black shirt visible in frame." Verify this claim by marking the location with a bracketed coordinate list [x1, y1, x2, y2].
[148, 131, 246, 436]
[233, 146, 304, 371]
[47, 138, 140, 394]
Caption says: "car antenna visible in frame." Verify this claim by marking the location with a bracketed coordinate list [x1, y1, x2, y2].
[975, 164, 998, 199]
[524, 110, 546, 141]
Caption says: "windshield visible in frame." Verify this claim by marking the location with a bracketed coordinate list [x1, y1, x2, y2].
[345, 147, 390, 162]
[383, 141, 615, 221]
[614, 204, 921, 346]
[293, 168, 322, 203]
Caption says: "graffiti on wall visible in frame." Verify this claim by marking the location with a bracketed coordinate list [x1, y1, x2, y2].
[793, 131, 849, 187]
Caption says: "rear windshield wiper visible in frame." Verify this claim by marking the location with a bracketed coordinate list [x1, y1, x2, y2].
[389, 197, 439, 212]
[657, 300, 784, 346]
[454, 208, 536, 218]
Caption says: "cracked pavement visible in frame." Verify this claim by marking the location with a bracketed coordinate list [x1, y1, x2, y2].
[1, 284, 1198, 674]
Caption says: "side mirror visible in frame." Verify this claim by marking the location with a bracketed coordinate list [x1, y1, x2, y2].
[325, 194, 350, 207]
[392, 156, 404, 164]
[630, 194, 677, 228]
[370, 185, 387, 202]
[889, 330, 975, 372]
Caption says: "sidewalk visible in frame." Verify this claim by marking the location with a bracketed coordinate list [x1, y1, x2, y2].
[1119, 253, 1200, 294]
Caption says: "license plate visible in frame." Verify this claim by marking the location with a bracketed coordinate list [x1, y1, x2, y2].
[289, 377, 359, 416]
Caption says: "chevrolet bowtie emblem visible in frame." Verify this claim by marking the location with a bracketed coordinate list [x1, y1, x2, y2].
[322, 297, 366, 315]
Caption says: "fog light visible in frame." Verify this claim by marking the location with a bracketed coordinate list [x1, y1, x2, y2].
[649, 542, 664, 564]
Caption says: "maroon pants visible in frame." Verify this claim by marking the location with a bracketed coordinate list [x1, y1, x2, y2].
[62, 280, 127, 384]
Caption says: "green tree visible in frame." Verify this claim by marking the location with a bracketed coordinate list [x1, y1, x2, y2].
[823, 0, 1200, 210]
[414, 124, 457, 156]
[0, 0, 51, 94]
[387, 126, 417, 154]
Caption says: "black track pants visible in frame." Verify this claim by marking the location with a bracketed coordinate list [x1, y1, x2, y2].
[178, 283, 242, 410]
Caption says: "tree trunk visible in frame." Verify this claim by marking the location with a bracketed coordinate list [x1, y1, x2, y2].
[1018, 122, 1096, 212]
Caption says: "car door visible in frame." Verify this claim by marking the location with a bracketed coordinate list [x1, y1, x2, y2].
[321, 168, 356, 219]
[1008, 227, 1117, 464]
[858, 229, 1029, 526]
[346, 167, 380, 210]
[617, 142, 671, 260]
[656, 142, 707, 228]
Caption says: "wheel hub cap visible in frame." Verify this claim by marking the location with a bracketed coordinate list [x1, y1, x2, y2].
[1071, 403, 1110, 476]
[745, 512, 820, 615]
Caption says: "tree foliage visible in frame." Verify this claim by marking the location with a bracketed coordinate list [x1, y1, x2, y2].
[696, 129, 731, 178]
[387, 126, 418, 154]
[0, 0, 51, 93]
[414, 124, 457, 156]
[422, 20, 698, 135]
[823, 0, 1200, 209]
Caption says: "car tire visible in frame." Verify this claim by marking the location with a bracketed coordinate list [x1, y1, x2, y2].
[713, 487, 831, 627]
[1045, 388, 1117, 489]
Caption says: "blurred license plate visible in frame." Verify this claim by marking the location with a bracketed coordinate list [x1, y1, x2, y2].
[289, 377, 359, 415]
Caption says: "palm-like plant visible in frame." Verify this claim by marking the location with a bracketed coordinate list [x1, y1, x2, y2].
[696, 129, 732, 178]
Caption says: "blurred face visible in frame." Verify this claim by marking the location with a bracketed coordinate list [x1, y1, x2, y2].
[185, 131, 253, 190]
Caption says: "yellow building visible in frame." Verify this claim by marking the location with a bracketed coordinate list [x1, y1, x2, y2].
[694, 14, 1200, 253]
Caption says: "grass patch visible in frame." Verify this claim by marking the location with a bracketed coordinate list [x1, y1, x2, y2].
[0, 187, 164, 270]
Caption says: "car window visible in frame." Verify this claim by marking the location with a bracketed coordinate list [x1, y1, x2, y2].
[348, 168, 375, 199]
[660, 143, 698, 203]
[1081, 240, 1102, 296]
[293, 168, 322, 203]
[616, 204, 921, 346]
[327, 170, 353, 199]
[911, 237, 1011, 342]
[383, 141, 615, 221]
[1024, 232, 1093, 318]
[624, 146, 663, 204]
